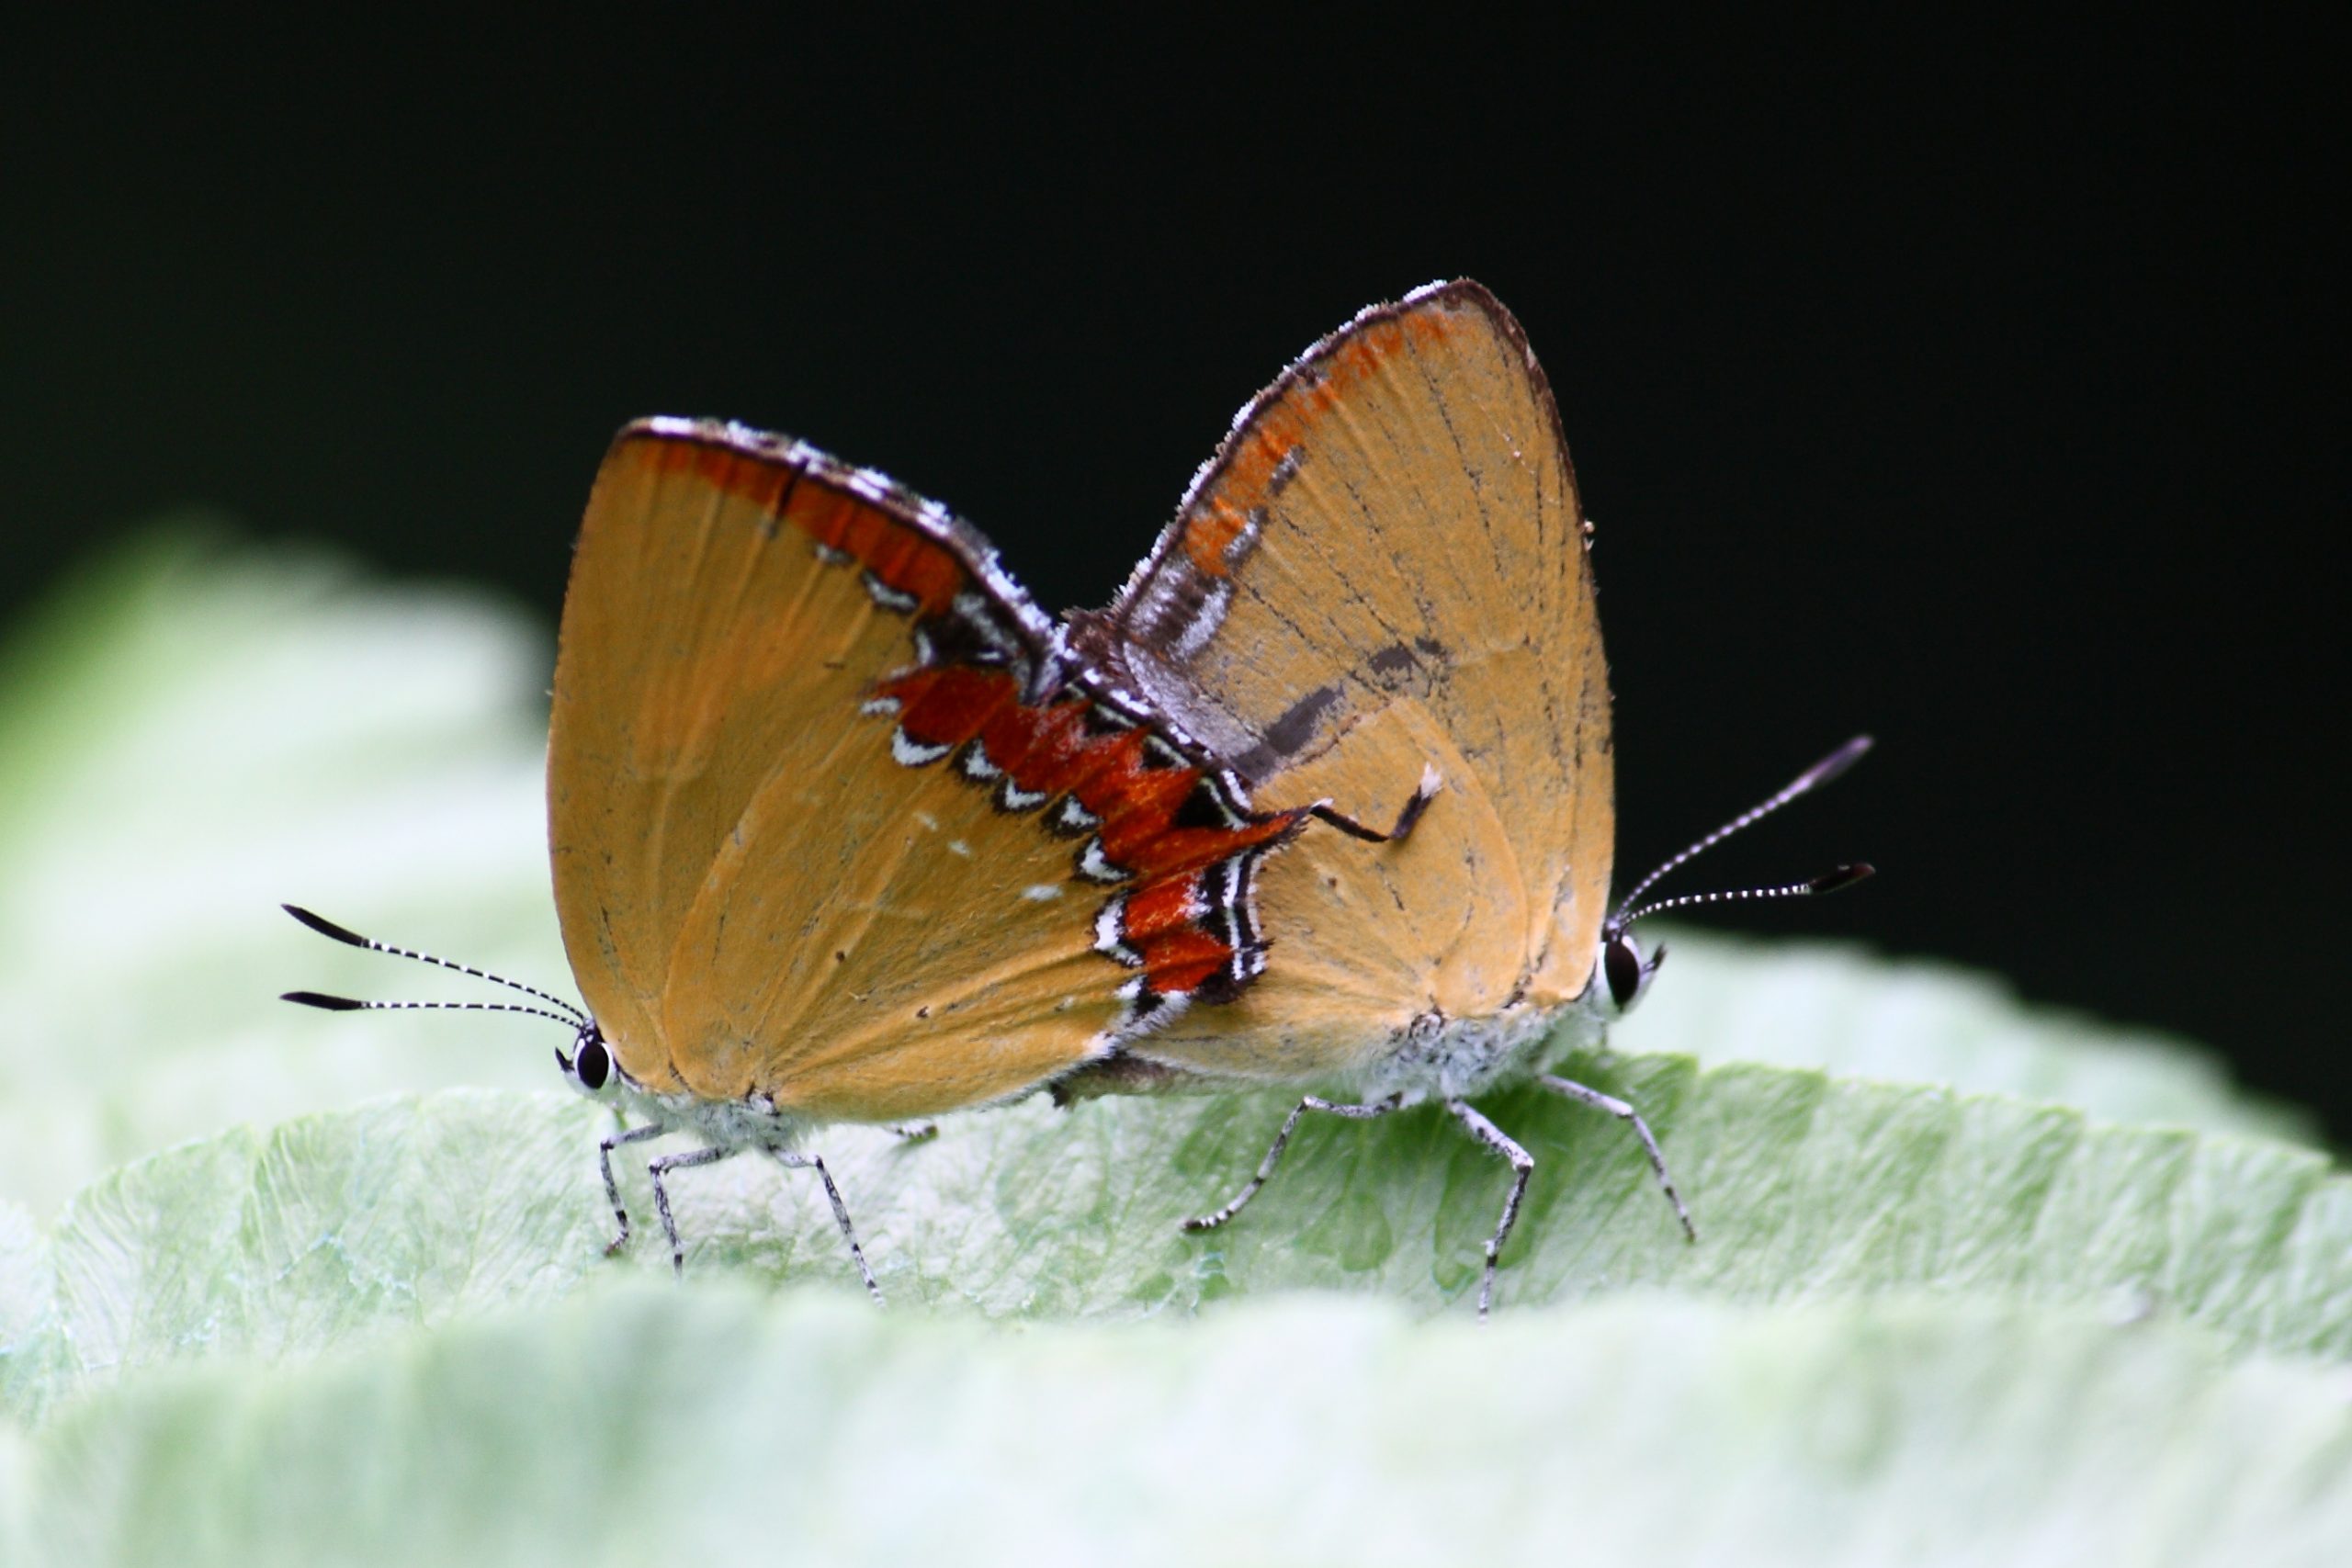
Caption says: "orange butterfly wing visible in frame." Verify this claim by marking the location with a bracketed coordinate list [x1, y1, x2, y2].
[550, 422, 1302, 1122]
[1069, 282, 1612, 1080]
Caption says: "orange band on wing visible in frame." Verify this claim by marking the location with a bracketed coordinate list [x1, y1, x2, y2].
[627, 431, 972, 618]
[1177, 307, 1468, 581]
[631, 435, 799, 513]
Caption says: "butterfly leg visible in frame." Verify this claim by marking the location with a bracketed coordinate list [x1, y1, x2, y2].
[597, 1122, 666, 1255]
[648, 1145, 732, 1277]
[886, 1122, 939, 1144]
[1444, 1100, 1533, 1320]
[1309, 762, 1445, 844]
[773, 1150, 884, 1305]
[1536, 1074, 1697, 1242]
[1183, 1093, 1406, 1233]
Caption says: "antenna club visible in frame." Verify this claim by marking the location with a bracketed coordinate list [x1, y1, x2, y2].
[1616, 859, 1874, 928]
[283, 905, 368, 948]
[282, 990, 368, 1011]
[281, 903, 592, 1025]
[1794, 735, 1874, 794]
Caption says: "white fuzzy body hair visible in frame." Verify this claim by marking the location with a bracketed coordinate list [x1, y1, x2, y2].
[1351, 991, 1611, 1106]
[601, 1071, 811, 1154]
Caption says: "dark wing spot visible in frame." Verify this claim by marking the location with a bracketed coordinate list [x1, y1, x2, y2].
[1233, 682, 1342, 779]
[1370, 638, 1455, 695]
[1171, 781, 1238, 831]
[1264, 447, 1306, 499]
[917, 605, 1006, 668]
[1190, 970, 1245, 1006]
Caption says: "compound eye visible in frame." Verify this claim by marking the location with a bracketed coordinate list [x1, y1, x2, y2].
[576, 1037, 611, 1092]
[1604, 931, 1647, 1013]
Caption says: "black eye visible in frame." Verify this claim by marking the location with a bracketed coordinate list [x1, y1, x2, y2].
[1604, 932, 1645, 1011]
[577, 1038, 611, 1091]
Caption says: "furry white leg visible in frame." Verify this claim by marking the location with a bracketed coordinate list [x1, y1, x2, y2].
[648, 1145, 731, 1276]
[1445, 1100, 1533, 1320]
[1537, 1073, 1697, 1242]
[773, 1149, 883, 1304]
[597, 1121, 665, 1255]
[1183, 1093, 1406, 1232]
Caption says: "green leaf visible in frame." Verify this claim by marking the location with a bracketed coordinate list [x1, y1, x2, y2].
[6, 1095, 605, 1420]
[0, 534, 565, 1220]
[8, 1054, 2349, 1421]
[11, 1282, 2352, 1566]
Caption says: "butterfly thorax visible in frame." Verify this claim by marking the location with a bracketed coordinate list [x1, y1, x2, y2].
[581, 1040, 815, 1154]
[1354, 993, 1611, 1104]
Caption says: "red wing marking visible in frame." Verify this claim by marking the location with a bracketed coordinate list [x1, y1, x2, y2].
[869, 674, 1310, 1023]
[820, 502, 966, 617]
[635, 435, 797, 512]
[886, 666, 1017, 750]
[1122, 822, 1295, 881]
[877, 669, 1301, 870]
[635, 425, 977, 618]
[1121, 877, 1205, 943]
[1133, 926, 1231, 997]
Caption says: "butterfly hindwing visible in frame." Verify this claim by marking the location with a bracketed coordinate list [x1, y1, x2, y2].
[1068, 282, 1614, 1076]
[550, 421, 1304, 1121]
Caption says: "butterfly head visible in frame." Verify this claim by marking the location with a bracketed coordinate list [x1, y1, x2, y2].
[1593, 925, 1668, 1021]
[1589, 737, 1879, 1021]
[554, 1020, 621, 1100]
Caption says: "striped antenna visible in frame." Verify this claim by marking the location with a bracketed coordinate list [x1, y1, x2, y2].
[1615, 863, 1873, 929]
[279, 992, 586, 1031]
[279, 904, 589, 1029]
[1609, 736, 1875, 934]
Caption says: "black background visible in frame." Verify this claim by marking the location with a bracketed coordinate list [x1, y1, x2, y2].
[5, 18, 2342, 1133]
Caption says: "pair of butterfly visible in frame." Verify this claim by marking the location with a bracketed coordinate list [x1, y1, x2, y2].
[287, 280, 1870, 1317]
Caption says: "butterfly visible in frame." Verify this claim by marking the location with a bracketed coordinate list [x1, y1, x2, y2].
[288, 420, 1322, 1296]
[1060, 280, 1870, 1314]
